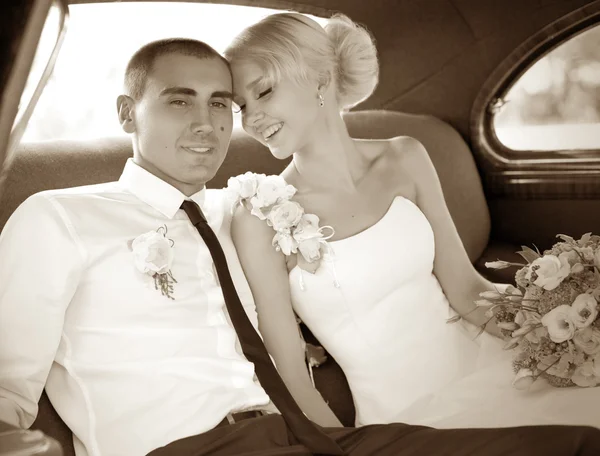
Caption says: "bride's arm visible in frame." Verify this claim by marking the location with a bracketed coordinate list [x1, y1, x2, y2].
[231, 205, 343, 427]
[395, 136, 504, 338]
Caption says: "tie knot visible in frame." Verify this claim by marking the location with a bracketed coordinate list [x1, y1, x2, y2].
[180, 200, 206, 226]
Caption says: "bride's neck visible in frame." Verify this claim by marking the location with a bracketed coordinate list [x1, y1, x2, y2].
[291, 112, 362, 193]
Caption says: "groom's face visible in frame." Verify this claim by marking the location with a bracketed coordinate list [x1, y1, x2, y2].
[127, 53, 234, 196]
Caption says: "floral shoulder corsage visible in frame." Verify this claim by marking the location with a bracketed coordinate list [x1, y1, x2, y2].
[226, 171, 334, 274]
[227, 172, 334, 379]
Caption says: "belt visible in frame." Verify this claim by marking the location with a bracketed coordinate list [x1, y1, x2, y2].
[216, 410, 266, 428]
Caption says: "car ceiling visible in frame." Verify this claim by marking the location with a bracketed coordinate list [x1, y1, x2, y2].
[67, 0, 598, 139]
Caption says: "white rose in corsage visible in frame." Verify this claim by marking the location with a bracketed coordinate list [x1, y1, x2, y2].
[569, 293, 599, 328]
[297, 236, 323, 265]
[130, 225, 177, 299]
[541, 304, 576, 343]
[227, 171, 265, 202]
[250, 175, 296, 220]
[298, 236, 322, 258]
[267, 200, 304, 231]
[272, 231, 299, 256]
[525, 253, 571, 291]
[268, 201, 306, 258]
[294, 214, 335, 274]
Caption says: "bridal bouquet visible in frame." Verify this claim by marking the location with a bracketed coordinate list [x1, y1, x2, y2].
[481, 233, 600, 389]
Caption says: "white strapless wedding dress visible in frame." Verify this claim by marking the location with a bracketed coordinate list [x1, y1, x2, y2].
[288, 196, 600, 429]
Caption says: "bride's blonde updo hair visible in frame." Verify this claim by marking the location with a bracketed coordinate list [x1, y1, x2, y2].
[224, 12, 379, 110]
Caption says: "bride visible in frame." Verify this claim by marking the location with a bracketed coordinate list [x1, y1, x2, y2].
[224, 12, 600, 429]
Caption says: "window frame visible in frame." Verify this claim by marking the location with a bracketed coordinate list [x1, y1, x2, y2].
[471, 1, 600, 170]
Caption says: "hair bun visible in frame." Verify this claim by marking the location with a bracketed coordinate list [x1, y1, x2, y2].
[325, 14, 379, 109]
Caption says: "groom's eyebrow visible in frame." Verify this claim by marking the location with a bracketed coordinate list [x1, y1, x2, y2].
[159, 87, 197, 97]
[211, 91, 233, 99]
[159, 87, 233, 99]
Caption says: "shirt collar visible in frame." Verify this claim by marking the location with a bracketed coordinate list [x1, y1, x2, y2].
[119, 158, 206, 219]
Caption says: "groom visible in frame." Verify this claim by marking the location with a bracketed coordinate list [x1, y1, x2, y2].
[0, 38, 599, 456]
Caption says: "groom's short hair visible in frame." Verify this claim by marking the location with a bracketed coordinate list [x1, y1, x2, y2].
[124, 38, 230, 100]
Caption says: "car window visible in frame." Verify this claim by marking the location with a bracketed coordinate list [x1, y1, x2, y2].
[21, 3, 327, 141]
[492, 24, 600, 152]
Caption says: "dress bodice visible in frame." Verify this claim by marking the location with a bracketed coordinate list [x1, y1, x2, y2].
[288, 197, 481, 425]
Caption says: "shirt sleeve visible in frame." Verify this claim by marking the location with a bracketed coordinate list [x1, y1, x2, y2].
[0, 193, 85, 428]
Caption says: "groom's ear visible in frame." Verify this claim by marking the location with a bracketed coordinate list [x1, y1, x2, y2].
[117, 95, 136, 134]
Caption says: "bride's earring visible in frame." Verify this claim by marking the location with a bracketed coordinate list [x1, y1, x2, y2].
[318, 93, 325, 108]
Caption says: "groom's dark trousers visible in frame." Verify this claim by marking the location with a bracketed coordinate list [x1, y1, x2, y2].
[149, 413, 600, 456]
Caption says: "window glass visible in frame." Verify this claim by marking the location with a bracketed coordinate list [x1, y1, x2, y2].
[22, 3, 327, 141]
[493, 24, 600, 151]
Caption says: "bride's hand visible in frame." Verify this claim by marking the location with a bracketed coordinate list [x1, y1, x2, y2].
[462, 306, 506, 340]
[483, 318, 506, 340]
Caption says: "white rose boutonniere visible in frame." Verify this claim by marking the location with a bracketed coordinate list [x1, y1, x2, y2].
[130, 225, 177, 299]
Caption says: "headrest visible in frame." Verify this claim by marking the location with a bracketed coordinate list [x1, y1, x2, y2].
[0, 110, 489, 259]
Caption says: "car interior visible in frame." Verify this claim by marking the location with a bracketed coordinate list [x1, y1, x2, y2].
[1, 1, 599, 454]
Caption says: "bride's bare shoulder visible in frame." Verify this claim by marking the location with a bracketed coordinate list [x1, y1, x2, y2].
[354, 136, 422, 162]
[382, 136, 431, 170]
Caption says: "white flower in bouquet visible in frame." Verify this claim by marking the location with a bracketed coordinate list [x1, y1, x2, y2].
[569, 294, 599, 328]
[512, 368, 535, 390]
[573, 327, 600, 355]
[471, 233, 600, 389]
[541, 305, 576, 343]
[571, 361, 600, 387]
[526, 253, 571, 291]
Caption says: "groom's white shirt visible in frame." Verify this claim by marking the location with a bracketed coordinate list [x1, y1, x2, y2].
[0, 159, 270, 456]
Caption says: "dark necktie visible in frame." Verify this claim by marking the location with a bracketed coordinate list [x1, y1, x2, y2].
[180, 200, 345, 456]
